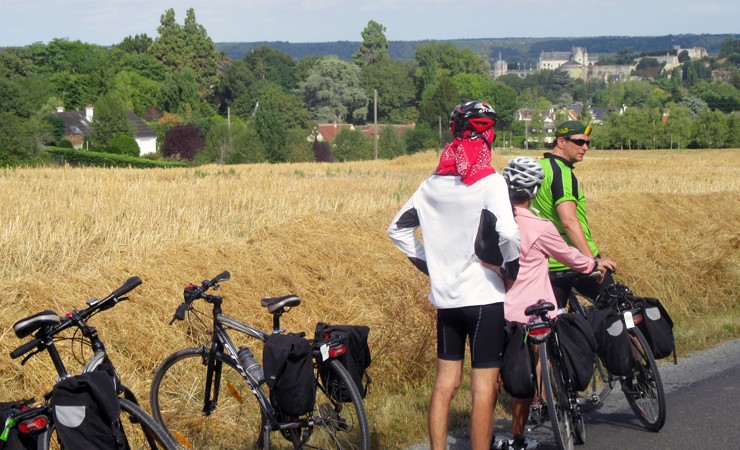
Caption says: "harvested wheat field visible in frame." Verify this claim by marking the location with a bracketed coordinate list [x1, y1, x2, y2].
[0, 149, 738, 448]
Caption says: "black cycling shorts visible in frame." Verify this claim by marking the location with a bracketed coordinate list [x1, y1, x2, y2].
[436, 302, 504, 369]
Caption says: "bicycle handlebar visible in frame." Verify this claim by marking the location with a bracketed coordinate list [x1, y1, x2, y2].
[10, 338, 40, 359]
[170, 271, 230, 324]
[9, 276, 142, 360]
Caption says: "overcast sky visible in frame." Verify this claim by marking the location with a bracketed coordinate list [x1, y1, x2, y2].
[1, 0, 738, 47]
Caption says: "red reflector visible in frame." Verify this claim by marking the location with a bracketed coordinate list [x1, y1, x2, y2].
[529, 328, 550, 337]
[19, 416, 48, 433]
[328, 345, 347, 358]
[633, 314, 643, 324]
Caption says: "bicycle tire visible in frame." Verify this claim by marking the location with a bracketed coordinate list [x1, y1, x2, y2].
[45, 398, 176, 450]
[540, 342, 574, 450]
[150, 347, 263, 449]
[579, 357, 615, 412]
[306, 359, 370, 450]
[620, 327, 666, 431]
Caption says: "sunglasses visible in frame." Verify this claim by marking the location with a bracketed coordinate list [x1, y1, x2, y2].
[565, 137, 591, 146]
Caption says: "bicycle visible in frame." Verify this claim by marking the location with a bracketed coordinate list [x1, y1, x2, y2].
[149, 271, 370, 450]
[522, 300, 586, 450]
[9, 276, 178, 449]
[563, 273, 667, 431]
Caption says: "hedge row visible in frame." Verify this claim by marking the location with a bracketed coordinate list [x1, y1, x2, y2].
[48, 148, 188, 168]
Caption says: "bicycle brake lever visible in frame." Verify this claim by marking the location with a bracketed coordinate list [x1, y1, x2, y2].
[172, 302, 189, 323]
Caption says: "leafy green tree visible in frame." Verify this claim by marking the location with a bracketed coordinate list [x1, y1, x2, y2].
[216, 61, 257, 117]
[149, 8, 221, 93]
[660, 103, 692, 149]
[298, 57, 368, 124]
[361, 59, 415, 123]
[253, 83, 314, 163]
[0, 78, 34, 117]
[414, 42, 490, 101]
[116, 34, 153, 54]
[107, 134, 140, 156]
[404, 125, 440, 153]
[378, 126, 406, 159]
[417, 77, 459, 130]
[689, 79, 740, 114]
[285, 128, 314, 163]
[333, 128, 372, 161]
[243, 46, 297, 91]
[92, 93, 135, 147]
[0, 112, 48, 165]
[487, 82, 519, 131]
[230, 125, 267, 164]
[42, 114, 67, 143]
[691, 108, 728, 149]
[157, 68, 203, 117]
[353, 20, 390, 68]
[677, 50, 690, 63]
[679, 95, 709, 118]
[111, 70, 161, 116]
[452, 73, 495, 102]
[0, 46, 36, 78]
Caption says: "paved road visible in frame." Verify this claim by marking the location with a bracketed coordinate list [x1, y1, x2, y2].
[407, 338, 740, 450]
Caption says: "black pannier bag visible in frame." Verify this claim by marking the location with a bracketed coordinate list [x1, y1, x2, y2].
[554, 313, 597, 391]
[50, 370, 127, 450]
[587, 307, 635, 376]
[314, 323, 372, 402]
[635, 297, 676, 361]
[263, 333, 316, 417]
[0, 400, 40, 450]
[501, 321, 535, 399]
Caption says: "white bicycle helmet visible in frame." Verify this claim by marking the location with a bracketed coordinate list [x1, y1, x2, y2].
[503, 157, 544, 199]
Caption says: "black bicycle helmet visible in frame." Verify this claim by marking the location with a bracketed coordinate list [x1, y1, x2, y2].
[449, 101, 498, 139]
[503, 157, 544, 199]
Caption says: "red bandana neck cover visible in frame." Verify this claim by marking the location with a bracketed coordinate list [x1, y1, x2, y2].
[434, 128, 496, 185]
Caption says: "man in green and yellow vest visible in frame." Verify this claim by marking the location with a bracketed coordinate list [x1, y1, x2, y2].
[531, 120, 617, 310]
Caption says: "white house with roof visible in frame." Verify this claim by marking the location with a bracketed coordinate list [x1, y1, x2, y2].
[52, 105, 157, 155]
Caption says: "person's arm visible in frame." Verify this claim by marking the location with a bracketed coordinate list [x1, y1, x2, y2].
[488, 175, 521, 281]
[537, 221, 616, 281]
[555, 200, 593, 258]
[387, 197, 429, 275]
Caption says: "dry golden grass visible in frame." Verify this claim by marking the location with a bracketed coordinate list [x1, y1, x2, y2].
[0, 148, 738, 448]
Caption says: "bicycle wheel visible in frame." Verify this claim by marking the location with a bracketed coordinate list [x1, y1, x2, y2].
[150, 347, 263, 449]
[306, 359, 370, 450]
[540, 342, 574, 450]
[620, 327, 666, 431]
[579, 357, 615, 412]
[119, 398, 178, 449]
[45, 399, 176, 450]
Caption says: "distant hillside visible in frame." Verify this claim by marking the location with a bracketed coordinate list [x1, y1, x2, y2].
[216, 33, 735, 62]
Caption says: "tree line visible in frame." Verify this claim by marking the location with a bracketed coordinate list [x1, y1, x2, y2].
[0, 10, 738, 167]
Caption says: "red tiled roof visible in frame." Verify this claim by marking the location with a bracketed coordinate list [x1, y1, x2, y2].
[316, 123, 415, 143]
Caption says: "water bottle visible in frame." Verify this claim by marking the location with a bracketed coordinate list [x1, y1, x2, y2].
[237, 347, 265, 385]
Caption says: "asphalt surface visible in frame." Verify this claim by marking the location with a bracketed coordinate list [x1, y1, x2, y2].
[406, 338, 740, 450]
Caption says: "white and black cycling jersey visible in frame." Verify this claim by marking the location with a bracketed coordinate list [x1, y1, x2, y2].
[387, 173, 520, 309]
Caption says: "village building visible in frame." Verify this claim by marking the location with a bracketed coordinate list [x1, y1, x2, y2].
[52, 105, 157, 155]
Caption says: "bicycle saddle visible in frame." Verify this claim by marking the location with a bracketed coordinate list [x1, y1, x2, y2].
[525, 301, 555, 318]
[13, 310, 61, 338]
[260, 295, 301, 314]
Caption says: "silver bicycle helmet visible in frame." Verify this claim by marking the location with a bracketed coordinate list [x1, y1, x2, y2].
[503, 156, 544, 199]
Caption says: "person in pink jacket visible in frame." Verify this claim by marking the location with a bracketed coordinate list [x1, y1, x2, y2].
[488, 157, 616, 450]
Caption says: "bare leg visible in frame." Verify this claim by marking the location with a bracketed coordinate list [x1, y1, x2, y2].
[470, 367, 499, 450]
[511, 396, 533, 437]
[429, 359, 463, 450]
